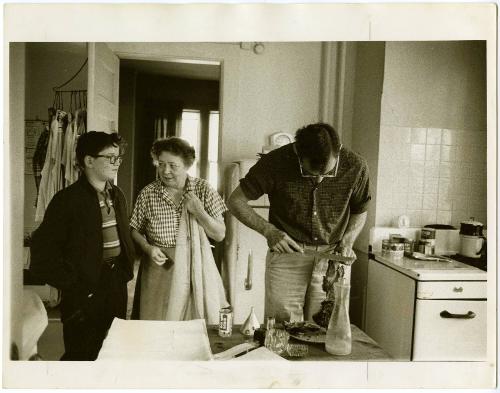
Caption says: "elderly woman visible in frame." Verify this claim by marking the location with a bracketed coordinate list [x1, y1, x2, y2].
[130, 137, 229, 322]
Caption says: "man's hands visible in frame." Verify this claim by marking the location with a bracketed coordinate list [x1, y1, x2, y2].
[265, 228, 304, 253]
[334, 243, 357, 265]
[264, 227, 356, 264]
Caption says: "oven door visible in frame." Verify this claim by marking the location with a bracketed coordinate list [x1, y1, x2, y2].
[412, 299, 487, 361]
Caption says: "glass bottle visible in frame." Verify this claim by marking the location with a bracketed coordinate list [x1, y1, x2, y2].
[264, 316, 276, 350]
[325, 278, 352, 355]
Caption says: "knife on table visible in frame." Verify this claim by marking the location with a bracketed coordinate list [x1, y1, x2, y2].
[301, 250, 356, 265]
[213, 341, 260, 360]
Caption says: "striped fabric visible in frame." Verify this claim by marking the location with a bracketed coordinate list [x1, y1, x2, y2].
[130, 176, 228, 247]
[98, 182, 121, 259]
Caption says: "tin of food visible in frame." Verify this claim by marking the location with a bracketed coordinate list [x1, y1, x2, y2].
[382, 239, 391, 255]
[420, 228, 436, 240]
[388, 242, 405, 259]
[404, 239, 415, 256]
[218, 306, 233, 337]
[423, 239, 436, 255]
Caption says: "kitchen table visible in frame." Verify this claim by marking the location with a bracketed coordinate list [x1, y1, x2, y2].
[208, 324, 392, 361]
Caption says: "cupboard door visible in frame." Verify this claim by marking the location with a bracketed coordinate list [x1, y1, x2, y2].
[417, 280, 487, 300]
[365, 259, 416, 360]
[87, 43, 120, 133]
[412, 299, 487, 361]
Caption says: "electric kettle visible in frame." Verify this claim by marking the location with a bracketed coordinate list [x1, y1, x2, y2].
[459, 217, 486, 259]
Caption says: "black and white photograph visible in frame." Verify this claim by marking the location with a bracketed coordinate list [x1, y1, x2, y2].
[3, 3, 497, 389]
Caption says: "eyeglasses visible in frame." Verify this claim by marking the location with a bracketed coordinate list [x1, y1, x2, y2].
[295, 144, 342, 178]
[93, 155, 124, 165]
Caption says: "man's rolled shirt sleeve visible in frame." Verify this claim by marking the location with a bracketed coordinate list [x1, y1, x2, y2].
[349, 162, 371, 214]
[239, 156, 274, 201]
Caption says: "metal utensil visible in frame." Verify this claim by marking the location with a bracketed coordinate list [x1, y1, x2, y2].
[302, 250, 356, 265]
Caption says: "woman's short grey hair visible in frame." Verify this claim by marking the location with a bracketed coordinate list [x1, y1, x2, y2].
[150, 137, 196, 167]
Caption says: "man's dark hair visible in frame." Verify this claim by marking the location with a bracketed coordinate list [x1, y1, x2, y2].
[151, 137, 196, 167]
[295, 123, 341, 172]
[76, 131, 125, 168]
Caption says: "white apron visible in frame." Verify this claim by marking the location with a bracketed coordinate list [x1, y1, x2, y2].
[140, 208, 229, 324]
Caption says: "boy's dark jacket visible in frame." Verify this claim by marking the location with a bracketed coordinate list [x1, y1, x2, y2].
[30, 175, 135, 319]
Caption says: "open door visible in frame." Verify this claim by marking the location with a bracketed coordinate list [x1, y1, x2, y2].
[87, 43, 120, 133]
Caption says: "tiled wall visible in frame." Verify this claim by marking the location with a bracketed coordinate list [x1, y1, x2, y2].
[376, 126, 487, 228]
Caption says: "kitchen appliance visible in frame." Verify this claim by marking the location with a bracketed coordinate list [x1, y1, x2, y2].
[459, 218, 486, 259]
[365, 227, 487, 361]
[423, 224, 460, 255]
[223, 159, 269, 324]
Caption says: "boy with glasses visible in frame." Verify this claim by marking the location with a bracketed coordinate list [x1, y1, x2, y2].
[228, 123, 371, 322]
[30, 131, 135, 360]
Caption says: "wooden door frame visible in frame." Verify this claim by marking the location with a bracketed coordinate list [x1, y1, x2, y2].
[6, 43, 26, 361]
[112, 51, 224, 193]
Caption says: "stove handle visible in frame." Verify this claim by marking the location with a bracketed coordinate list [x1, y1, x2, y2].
[440, 310, 476, 319]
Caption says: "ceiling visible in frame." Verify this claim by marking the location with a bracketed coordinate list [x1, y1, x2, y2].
[26, 42, 87, 55]
[25, 43, 220, 81]
[121, 58, 221, 81]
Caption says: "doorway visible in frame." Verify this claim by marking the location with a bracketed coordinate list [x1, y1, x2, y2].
[117, 58, 222, 212]
[117, 58, 223, 315]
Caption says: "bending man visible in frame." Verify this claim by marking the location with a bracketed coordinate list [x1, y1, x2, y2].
[227, 123, 371, 322]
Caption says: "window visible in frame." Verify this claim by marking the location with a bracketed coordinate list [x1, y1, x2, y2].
[179, 109, 220, 189]
[180, 110, 201, 177]
[208, 111, 219, 189]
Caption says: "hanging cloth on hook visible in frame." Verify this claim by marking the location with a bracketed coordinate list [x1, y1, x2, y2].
[52, 91, 65, 111]
[62, 112, 74, 187]
[35, 110, 67, 222]
[63, 109, 83, 186]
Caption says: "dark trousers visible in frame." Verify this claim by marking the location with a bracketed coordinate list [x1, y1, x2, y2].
[60, 261, 127, 361]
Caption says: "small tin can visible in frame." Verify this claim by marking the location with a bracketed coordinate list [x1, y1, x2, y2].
[417, 240, 426, 254]
[420, 228, 436, 240]
[218, 306, 233, 337]
[389, 233, 403, 241]
[388, 242, 405, 259]
[382, 239, 391, 255]
[423, 239, 436, 255]
[404, 239, 415, 256]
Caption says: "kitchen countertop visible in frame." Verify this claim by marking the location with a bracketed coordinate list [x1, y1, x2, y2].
[372, 253, 487, 281]
[208, 324, 392, 361]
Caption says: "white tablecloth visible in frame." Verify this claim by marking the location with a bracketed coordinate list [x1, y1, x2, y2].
[97, 318, 213, 361]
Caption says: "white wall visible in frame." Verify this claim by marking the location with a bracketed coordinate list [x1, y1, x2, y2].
[380, 41, 486, 131]
[377, 42, 487, 228]
[107, 42, 322, 168]
[25, 43, 87, 120]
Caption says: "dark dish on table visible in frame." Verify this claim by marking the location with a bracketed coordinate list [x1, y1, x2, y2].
[284, 321, 326, 343]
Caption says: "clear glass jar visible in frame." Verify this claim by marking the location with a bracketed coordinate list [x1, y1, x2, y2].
[325, 281, 352, 355]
